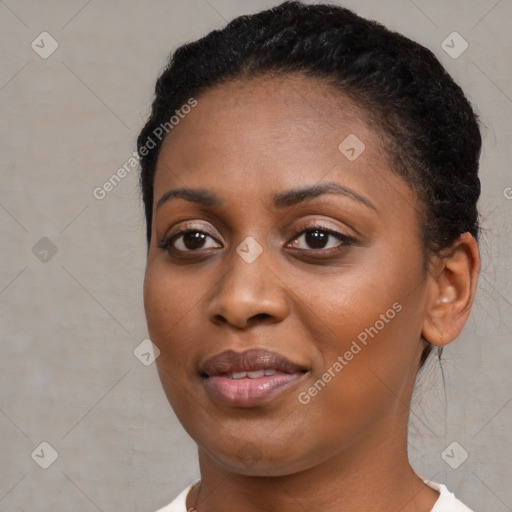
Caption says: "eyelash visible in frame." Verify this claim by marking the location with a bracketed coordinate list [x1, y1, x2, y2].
[287, 224, 355, 255]
[158, 223, 355, 258]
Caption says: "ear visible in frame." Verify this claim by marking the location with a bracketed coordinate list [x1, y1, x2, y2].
[421, 232, 481, 346]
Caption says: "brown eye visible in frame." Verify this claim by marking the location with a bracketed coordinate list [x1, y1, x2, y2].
[288, 226, 354, 252]
[179, 231, 209, 250]
[160, 229, 221, 253]
[302, 229, 330, 249]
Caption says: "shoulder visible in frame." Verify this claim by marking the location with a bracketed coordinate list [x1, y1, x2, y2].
[153, 480, 200, 512]
[424, 479, 475, 512]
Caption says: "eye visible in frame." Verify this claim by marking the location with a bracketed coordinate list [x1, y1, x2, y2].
[158, 223, 354, 257]
[159, 228, 221, 254]
[287, 225, 355, 253]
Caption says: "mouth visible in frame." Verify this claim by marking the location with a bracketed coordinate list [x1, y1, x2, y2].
[200, 348, 309, 407]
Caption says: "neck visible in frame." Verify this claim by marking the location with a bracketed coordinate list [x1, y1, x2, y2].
[186, 417, 439, 512]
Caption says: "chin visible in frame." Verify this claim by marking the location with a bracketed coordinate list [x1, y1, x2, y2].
[200, 438, 319, 477]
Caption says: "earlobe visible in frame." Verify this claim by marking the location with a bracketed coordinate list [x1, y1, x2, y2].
[421, 232, 480, 346]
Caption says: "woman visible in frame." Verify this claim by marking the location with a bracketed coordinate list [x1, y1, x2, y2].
[137, 1, 481, 510]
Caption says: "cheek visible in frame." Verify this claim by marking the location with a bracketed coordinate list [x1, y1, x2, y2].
[286, 255, 419, 349]
[289, 249, 425, 409]
[143, 259, 198, 342]
[143, 262, 200, 413]
[143, 273, 175, 345]
[143, 258, 214, 389]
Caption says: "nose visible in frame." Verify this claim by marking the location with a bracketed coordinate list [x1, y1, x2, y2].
[207, 245, 289, 329]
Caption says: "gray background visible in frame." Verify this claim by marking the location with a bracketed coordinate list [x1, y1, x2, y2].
[0, 0, 510, 510]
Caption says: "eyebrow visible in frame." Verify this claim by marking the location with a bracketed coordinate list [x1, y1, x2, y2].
[156, 182, 377, 212]
[156, 188, 222, 210]
[273, 182, 377, 211]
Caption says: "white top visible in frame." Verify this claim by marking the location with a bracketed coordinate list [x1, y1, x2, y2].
[154, 477, 474, 511]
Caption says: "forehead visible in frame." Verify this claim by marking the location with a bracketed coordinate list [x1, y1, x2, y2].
[154, 74, 410, 213]
[159, 73, 369, 154]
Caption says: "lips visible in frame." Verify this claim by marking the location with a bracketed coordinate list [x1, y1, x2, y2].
[201, 348, 306, 377]
[200, 348, 308, 407]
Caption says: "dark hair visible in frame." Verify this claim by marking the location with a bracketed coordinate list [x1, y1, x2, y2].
[137, 0, 481, 367]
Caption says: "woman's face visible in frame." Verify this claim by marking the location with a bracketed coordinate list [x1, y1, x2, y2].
[144, 74, 432, 476]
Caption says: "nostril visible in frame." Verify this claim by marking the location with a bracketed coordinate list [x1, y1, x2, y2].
[213, 314, 227, 324]
[251, 313, 271, 322]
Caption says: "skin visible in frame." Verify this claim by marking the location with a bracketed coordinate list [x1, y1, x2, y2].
[143, 74, 480, 512]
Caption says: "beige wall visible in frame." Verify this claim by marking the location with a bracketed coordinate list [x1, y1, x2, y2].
[0, 1, 510, 510]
